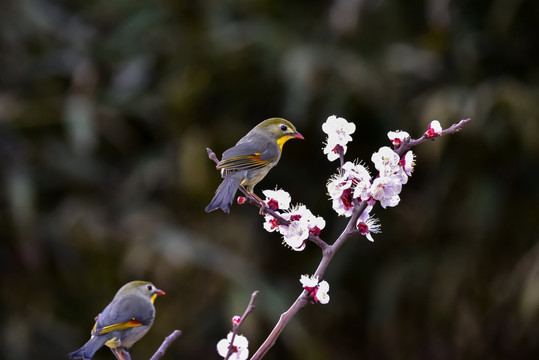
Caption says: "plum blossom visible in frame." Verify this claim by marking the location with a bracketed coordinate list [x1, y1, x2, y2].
[262, 189, 292, 232]
[263, 215, 280, 232]
[356, 206, 381, 242]
[370, 176, 402, 208]
[306, 213, 326, 237]
[425, 120, 442, 138]
[262, 189, 291, 211]
[322, 115, 356, 143]
[263, 200, 325, 250]
[300, 274, 330, 304]
[316, 280, 330, 304]
[326, 146, 415, 211]
[387, 130, 410, 146]
[300, 274, 319, 289]
[322, 115, 356, 161]
[279, 205, 325, 251]
[342, 161, 371, 182]
[371, 146, 409, 185]
[327, 174, 354, 217]
[327, 161, 371, 217]
[343, 161, 372, 201]
[278, 217, 309, 251]
[371, 146, 401, 177]
[400, 150, 415, 177]
[217, 333, 249, 360]
[323, 142, 344, 162]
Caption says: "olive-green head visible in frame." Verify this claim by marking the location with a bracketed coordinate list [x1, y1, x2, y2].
[254, 118, 304, 149]
[115, 281, 165, 304]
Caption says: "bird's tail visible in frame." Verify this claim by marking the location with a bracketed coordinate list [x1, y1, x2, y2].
[205, 175, 243, 213]
[68, 336, 109, 360]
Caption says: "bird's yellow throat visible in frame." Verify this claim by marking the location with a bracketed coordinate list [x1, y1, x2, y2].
[277, 135, 295, 150]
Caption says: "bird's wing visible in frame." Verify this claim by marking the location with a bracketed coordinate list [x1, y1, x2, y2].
[218, 142, 272, 171]
[93, 319, 142, 335]
[93, 296, 154, 336]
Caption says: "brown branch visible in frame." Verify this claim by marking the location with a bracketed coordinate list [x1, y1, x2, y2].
[250, 292, 309, 360]
[394, 118, 471, 156]
[149, 330, 182, 360]
[235, 290, 259, 330]
[250, 201, 366, 360]
[225, 291, 259, 360]
[206, 147, 220, 165]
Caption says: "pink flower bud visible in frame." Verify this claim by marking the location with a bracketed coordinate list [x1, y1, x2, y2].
[237, 196, 246, 205]
[425, 120, 442, 138]
[232, 315, 242, 326]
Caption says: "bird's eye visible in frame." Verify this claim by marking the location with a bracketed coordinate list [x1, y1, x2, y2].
[280, 124, 288, 131]
[147, 284, 153, 291]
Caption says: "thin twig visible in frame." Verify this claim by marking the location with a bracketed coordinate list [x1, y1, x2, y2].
[250, 292, 309, 360]
[250, 200, 367, 360]
[225, 291, 259, 360]
[149, 330, 182, 360]
[394, 118, 471, 156]
[206, 147, 220, 165]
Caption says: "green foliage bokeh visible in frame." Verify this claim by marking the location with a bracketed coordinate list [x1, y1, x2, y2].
[1, 0, 538, 359]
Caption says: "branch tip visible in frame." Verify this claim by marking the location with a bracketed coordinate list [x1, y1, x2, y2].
[149, 330, 182, 360]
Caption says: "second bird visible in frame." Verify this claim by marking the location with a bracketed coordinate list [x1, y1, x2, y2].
[68, 281, 165, 360]
[205, 118, 303, 213]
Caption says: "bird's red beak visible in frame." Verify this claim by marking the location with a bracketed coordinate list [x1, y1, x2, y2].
[293, 131, 304, 140]
[155, 289, 166, 296]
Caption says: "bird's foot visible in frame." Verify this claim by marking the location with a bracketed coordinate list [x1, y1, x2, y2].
[111, 348, 131, 360]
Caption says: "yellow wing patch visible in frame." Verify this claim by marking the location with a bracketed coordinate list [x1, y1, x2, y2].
[94, 319, 142, 335]
[217, 153, 268, 171]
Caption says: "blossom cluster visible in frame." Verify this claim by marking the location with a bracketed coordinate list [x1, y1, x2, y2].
[262, 189, 325, 251]
[323, 115, 424, 241]
[300, 275, 330, 304]
[326, 161, 383, 241]
[260, 117, 441, 245]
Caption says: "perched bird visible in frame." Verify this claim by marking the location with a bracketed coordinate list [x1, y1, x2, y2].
[205, 118, 303, 213]
[68, 281, 165, 360]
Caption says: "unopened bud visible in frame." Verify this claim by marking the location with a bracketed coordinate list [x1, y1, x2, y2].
[237, 196, 246, 205]
[232, 315, 242, 326]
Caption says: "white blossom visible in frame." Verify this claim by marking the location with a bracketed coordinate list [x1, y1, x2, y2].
[262, 189, 291, 211]
[372, 146, 408, 185]
[356, 206, 381, 242]
[278, 205, 325, 250]
[300, 275, 330, 304]
[370, 176, 402, 208]
[300, 274, 319, 289]
[401, 150, 415, 177]
[387, 130, 410, 146]
[322, 115, 356, 161]
[217, 333, 249, 360]
[316, 281, 330, 304]
[327, 161, 371, 217]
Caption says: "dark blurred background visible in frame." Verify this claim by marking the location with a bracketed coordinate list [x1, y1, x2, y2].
[1, 0, 538, 359]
